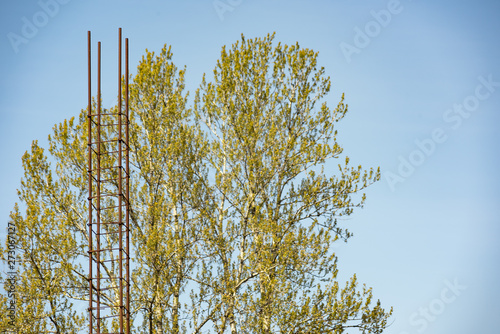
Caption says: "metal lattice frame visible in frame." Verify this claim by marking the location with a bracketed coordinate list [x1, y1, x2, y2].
[87, 28, 130, 334]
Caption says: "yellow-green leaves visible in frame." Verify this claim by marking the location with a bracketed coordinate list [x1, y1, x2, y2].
[1, 34, 389, 334]
[192, 34, 389, 333]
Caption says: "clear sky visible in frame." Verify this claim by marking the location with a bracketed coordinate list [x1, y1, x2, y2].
[1, 0, 499, 333]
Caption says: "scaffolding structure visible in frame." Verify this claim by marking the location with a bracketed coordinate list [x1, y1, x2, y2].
[87, 28, 131, 334]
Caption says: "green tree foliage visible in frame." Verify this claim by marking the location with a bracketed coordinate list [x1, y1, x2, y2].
[0, 33, 391, 333]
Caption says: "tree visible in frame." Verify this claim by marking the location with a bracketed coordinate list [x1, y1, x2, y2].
[0, 33, 392, 333]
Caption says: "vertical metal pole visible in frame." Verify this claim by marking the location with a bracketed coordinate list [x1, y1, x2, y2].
[87, 30, 93, 334]
[96, 40, 102, 333]
[118, 27, 124, 334]
[125, 36, 130, 334]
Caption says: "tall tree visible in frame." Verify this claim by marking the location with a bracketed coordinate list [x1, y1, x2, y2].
[190, 33, 390, 333]
[0, 34, 391, 333]
[129, 45, 209, 333]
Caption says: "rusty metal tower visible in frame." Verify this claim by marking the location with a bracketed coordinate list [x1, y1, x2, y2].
[87, 28, 131, 334]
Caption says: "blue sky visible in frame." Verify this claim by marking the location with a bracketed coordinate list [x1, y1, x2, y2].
[1, 0, 499, 333]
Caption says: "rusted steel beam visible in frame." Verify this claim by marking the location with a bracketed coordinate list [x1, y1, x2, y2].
[117, 27, 124, 334]
[125, 36, 131, 334]
[87, 30, 93, 334]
